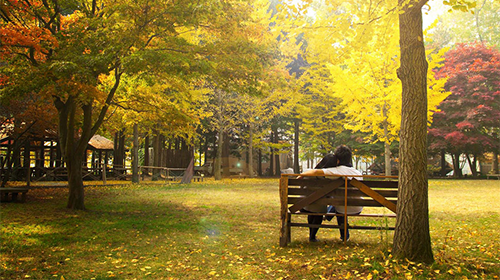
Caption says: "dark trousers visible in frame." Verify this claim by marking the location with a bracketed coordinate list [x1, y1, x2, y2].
[327, 206, 350, 240]
[307, 214, 323, 240]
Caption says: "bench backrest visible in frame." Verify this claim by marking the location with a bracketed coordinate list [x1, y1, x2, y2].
[280, 175, 398, 214]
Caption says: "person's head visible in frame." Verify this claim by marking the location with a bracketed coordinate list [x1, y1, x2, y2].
[315, 154, 338, 169]
[334, 145, 353, 167]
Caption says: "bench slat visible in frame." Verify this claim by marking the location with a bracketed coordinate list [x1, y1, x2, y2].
[287, 179, 398, 189]
[288, 197, 397, 207]
[290, 223, 395, 230]
[288, 188, 398, 198]
[288, 179, 344, 213]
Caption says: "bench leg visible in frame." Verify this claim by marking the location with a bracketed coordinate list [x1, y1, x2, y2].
[11, 192, 18, 202]
[280, 213, 291, 247]
[21, 192, 27, 202]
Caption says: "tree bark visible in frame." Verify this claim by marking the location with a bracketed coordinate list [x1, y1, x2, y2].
[451, 152, 463, 178]
[393, 0, 434, 264]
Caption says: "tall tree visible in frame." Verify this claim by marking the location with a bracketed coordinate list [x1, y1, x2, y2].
[393, 0, 434, 263]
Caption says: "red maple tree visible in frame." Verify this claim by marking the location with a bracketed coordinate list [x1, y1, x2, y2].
[429, 42, 500, 176]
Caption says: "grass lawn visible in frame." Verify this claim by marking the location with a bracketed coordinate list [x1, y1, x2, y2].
[1, 179, 499, 279]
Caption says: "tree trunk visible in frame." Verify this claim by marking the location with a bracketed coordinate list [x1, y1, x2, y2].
[269, 131, 274, 176]
[465, 154, 477, 177]
[143, 135, 149, 177]
[384, 141, 392, 176]
[294, 119, 300, 174]
[274, 127, 280, 176]
[181, 155, 195, 184]
[248, 123, 254, 177]
[67, 152, 85, 210]
[440, 149, 447, 177]
[383, 103, 392, 176]
[393, 0, 434, 264]
[132, 124, 139, 183]
[222, 132, 230, 177]
[214, 130, 222, 180]
[451, 152, 463, 178]
[258, 148, 262, 176]
[493, 150, 499, 174]
[152, 133, 161, 181]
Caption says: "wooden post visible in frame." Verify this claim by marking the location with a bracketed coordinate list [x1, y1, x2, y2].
[344, 177, 348, 244]
[279, 175, 290, 247]
[102, 162, 107, 184]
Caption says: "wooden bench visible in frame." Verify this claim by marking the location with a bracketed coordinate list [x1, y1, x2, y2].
[279, 174, 398, 246]
[0, 187, 30, 202]
[486, 174, 500, 180]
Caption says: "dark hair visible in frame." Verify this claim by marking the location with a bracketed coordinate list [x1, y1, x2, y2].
[315, 154, 338, 169]
[334, 145, 353, 167]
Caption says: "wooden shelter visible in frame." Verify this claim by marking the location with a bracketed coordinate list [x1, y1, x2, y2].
[0, 134, 116, 182]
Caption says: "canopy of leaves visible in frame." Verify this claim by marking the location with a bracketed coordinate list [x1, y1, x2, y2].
[429, 42, 500, 154]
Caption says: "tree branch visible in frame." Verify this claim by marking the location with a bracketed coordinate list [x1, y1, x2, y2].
[91, 66, 122, 136]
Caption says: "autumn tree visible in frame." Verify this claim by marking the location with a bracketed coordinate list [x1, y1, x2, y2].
[392, 0, 474, 263]
[1, 0, 277, 209]
[429, 42, 500, 176]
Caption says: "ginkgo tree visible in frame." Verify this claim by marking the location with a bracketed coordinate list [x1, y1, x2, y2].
[327, 28, 449, 176]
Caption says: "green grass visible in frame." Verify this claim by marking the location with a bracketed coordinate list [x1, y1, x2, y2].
[1, 179, 499, 279]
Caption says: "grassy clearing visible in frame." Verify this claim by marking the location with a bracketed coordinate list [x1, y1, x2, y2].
[1, 179, 499, 279]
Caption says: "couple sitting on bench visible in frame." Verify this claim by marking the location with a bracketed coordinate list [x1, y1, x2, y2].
[298, 145, 363, 242]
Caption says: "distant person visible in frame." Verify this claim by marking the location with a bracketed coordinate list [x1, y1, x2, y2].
[299, 145, 363, 241]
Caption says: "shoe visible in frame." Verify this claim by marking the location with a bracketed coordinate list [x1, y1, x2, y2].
[309, 238, 320, 242]
[339, 224, 350, 242]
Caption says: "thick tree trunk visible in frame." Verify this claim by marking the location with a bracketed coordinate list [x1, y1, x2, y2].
[393, 0, 434, 264]
[294, 119, 300, 174]
[451, 152, 463, 178]
[67, 152, 85, 210]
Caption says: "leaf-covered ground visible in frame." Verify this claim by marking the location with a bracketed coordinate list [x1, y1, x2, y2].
[1, 179, 499, 279]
